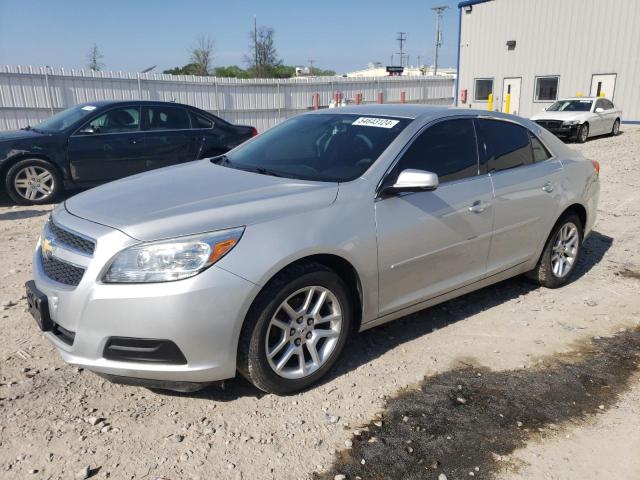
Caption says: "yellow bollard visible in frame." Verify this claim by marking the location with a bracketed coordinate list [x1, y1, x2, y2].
[487, 93, 493, 111]
[504, 93, 511, 114]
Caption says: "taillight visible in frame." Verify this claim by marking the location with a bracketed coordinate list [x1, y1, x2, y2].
[591, 159, 600, 174]
[251, 127, 258, 137]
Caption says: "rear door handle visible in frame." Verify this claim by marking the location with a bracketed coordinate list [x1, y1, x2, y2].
[542, 182, 554, 193]
[469, 200, 489, 213]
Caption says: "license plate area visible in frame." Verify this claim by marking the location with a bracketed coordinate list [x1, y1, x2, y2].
[25, 280, 53, 332]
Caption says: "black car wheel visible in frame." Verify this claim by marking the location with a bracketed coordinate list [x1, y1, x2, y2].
[526, 212, 583, 289]
[576, 123, 589, 143]
[5, 158, 62, 205]
[237, 262, 353, 394]
[611, 119, 620, 136]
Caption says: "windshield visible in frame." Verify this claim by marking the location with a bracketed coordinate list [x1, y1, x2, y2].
[547, 100, 593, 112]
[34, 104, 99, 133]
[224, 113, 410, 182]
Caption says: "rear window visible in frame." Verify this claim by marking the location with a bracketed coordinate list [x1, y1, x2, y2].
[190, 112, 213, 129]
[478, 119, 533, 172]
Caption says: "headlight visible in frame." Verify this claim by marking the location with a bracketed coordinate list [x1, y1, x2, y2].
[562, 120, 580, 126]
[102, 227, 244, 283]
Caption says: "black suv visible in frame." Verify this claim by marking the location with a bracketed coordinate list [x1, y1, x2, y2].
[0, 101, 257, 204]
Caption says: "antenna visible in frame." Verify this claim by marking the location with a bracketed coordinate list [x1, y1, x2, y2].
[431, 6, 448, 76]
[396, 32, 407, 67]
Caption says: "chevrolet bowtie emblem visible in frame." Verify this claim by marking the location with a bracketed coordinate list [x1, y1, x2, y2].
[41, 235, 54, 259]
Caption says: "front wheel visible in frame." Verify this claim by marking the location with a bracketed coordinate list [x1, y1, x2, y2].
[5, 158, 62, 205]
[576, 123, 589, 143]
[526, 213, 583, 288]
[238, 263, 352, 394]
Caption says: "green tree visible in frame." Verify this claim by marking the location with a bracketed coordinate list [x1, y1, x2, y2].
[214, 65, 250, 78]
[163, 63, 202, 76]
[310, 67, 336, 77]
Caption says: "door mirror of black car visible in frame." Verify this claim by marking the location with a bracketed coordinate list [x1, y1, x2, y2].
[380, 169, 439, 197]
[78, 126, 97, 135]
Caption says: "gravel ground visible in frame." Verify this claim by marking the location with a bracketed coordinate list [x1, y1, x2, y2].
[1, 127, 639, 480]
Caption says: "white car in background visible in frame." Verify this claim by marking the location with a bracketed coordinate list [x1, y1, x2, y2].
[531, 97, 622, 143]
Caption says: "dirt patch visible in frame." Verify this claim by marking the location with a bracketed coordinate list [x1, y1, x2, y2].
[316, 327, 640, 480]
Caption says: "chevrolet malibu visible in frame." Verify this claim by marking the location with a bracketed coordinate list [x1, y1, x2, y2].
[27, 105, 600, 394]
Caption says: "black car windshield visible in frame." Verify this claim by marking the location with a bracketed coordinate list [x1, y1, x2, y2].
[547, 100, 593, 112]
[34, 104, 99, 133]
[224, 113, 410, 182]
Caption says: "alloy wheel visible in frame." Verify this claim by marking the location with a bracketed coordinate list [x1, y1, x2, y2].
[551, 222, 579, 278]
[265, 286, 343, 379]
[13, 166, 55, 201]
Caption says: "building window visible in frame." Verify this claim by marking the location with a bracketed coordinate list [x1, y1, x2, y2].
[534, 76, 559, 101]
[474, 79, 493, 101]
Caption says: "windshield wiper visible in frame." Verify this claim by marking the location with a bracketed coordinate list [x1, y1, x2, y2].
[252, 167, 283, 178]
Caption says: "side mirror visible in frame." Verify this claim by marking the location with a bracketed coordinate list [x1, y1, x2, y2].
[595, 107, 604, 113]
[543, 106, 548, 111]
[78, 126, 96, 134]
[381, 169, 439, 196]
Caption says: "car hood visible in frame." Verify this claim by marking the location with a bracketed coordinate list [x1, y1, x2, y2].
[0, 129, 48, 142]
[530, 111, 591, 122]
[65, 160, 339, 242]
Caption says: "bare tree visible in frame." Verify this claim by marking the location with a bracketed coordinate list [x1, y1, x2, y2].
[87, 44, 105, 71]
[245, 24, 281, 78]
[190, 35, 214, 76]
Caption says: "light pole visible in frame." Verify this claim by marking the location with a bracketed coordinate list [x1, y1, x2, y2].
[431, 6, 448, 76]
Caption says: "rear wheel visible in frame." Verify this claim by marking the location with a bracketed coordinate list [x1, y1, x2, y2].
[611, 118, 620, 136]
[576, 123, 589, 143]
[526, 213, 583, 288]
[5, 158, 62, 205]
[238, 263, 352, 394]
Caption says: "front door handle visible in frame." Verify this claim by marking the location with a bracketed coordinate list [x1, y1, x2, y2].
[542, 182, 554, 193]
[128, 138, 138, 145]
[469, 200, 489, 213]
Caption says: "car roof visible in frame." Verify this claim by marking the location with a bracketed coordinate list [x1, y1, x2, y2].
[77, 100, 199, 109]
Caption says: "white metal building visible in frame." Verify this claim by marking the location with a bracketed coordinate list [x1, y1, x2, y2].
[455, 0, 640, 122]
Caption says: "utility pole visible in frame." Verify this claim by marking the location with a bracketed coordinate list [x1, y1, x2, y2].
[253, 15, 258, 77]
[309, 59, 315, 73]
[396, 32, 407, 67]
[417, 55, 421, 67]
[431, 6, 447, 76]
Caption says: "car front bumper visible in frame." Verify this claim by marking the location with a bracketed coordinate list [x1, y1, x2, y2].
[535, 122, 580, 137]
[31, 208, 258, 387]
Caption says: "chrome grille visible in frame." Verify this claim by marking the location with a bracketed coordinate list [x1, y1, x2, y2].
[49, 221, 95, 255]
[41, 256, 85, 286]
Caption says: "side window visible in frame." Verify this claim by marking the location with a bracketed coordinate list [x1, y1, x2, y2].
[82, 107, 140, 134]
[529, 133, 551, 163]
[478, 119, 533, 172]
[395, 118, 479, 183]
[601, 99, 614, 110]
[145, 106, 191, 130]
[190, 112, 214, 129]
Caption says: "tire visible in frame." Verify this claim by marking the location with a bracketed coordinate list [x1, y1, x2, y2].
[238, 262, 353, 394]
[611, 118, 620, 136]
[526, 213, 583, 288]
[576, 123, 589, 143]
[5, 158, 62, 205]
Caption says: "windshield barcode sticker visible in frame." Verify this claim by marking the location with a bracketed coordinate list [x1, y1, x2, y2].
[352, 117, 399, 128]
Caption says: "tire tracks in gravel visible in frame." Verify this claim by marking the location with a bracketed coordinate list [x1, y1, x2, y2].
[315, 326, 640, 480]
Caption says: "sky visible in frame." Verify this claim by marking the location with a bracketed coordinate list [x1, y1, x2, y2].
[0, 0, 461, 74]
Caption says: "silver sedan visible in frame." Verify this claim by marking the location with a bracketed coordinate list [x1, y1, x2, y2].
[27, 105, 600, 394]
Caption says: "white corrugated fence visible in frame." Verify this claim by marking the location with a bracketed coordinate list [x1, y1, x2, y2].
[0, 65, 455, 132]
